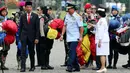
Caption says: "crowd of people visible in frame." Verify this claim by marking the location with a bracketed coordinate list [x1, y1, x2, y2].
[0, 1, 130, 73]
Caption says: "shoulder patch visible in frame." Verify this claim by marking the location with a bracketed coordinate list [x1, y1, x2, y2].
[76, 13, 80, 16]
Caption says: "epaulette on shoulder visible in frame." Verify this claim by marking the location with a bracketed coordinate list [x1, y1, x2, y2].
[76, 13, 80, 16]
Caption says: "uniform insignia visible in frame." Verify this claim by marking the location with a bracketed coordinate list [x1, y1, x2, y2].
[41, 18, 44, 21]
[76, 13, 80, 16]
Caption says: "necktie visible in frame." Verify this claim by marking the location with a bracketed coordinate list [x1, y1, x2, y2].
[28, 13, 30, 24]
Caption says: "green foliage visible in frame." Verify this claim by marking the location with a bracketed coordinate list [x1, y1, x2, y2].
[85, 0, 91, 4]
[7, 3, 17, 9]
[119, 0, 129, 3]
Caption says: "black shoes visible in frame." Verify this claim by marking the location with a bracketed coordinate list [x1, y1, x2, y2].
[29, 67, 35, 71]
[73, 68, 80, 72]
[66, 68, 73, 72]
[41, 66, 47, 70]
[122, 64, 130, 68]
[20, 67, 35, 72]
[41, 65, 54, 70]
[0, 66, 9, 70]
[107, 65, 113, 69]
[60, 64, 67, 67]
[66, 68, 80, 72]
[92, 67, 100, 70]
[47, 65, 54, 70]
[107, 65, 117, 69]
[20, 68, 26, 72]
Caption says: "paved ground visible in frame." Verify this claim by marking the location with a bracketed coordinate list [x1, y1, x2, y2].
[1, 40, 130, 73]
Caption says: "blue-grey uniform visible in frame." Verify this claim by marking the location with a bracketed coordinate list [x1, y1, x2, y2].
[65, 12, 83, 42]
[64, 11, 83, 70]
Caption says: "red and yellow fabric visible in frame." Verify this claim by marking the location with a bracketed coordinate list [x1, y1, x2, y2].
[47, 27, 58, 39]
[49, 19, 64, 39]
[76, 42, 86, 66]
[81, 34, 91, 63]
[89, 34, 96, 60]
[76, 34, 91, 66]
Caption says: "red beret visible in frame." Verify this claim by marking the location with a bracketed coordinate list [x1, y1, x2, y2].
[84, 3, 91, 9]
[0, 6, 7, 12]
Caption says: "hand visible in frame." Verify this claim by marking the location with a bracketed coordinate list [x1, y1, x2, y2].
[88, 23, 95, 26]
[34, 39, 39, 44]
[98, 40, 101, 48]
[59, 35, 63, 41]
[87, 25, 93, 29]
[78, 37, 83, 43]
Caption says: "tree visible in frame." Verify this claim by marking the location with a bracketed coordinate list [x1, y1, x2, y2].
[119, 0, 130, 12]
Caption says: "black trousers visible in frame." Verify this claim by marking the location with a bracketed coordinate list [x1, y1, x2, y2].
[63, 40, 69, 65]
[36, 41, 41, 66]
[95, 56, 101, 68]
[0, 43, 10, 67]
[21, 37, 35, 69]
[40, 37, 54, 67]
[108, 40, 119, 67]
[127, 49, 130, 65]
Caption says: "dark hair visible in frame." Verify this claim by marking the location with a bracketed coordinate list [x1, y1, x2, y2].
[98, 11, 106, 17]
[84, 9, 86, 12]
[38, 6, 44, 12]
[19, 6, 24, 11]
[42, 6, 49, 17]
[0, 9, 8, 16]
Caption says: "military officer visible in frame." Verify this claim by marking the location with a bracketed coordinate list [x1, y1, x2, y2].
[60, 3, 83, 72]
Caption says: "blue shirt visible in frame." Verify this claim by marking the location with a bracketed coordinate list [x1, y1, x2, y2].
[64, 12, 83, 42]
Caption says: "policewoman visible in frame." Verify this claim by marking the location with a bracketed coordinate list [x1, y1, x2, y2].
[107, 5, 122, 69]
[39, 6, 54, 70]
[60, 3, 83, 72]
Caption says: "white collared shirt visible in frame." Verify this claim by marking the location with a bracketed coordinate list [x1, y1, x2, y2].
[27, 12, 32, 19]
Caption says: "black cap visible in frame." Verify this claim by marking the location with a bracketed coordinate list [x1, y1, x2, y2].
[25, 1, 32, 6]
[42, 6, 48, 15]
[66, 3, 76, 11]
[97, 4, 107, 17]
[97, 4, 107, 12]
[46, 6, 52, 10]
